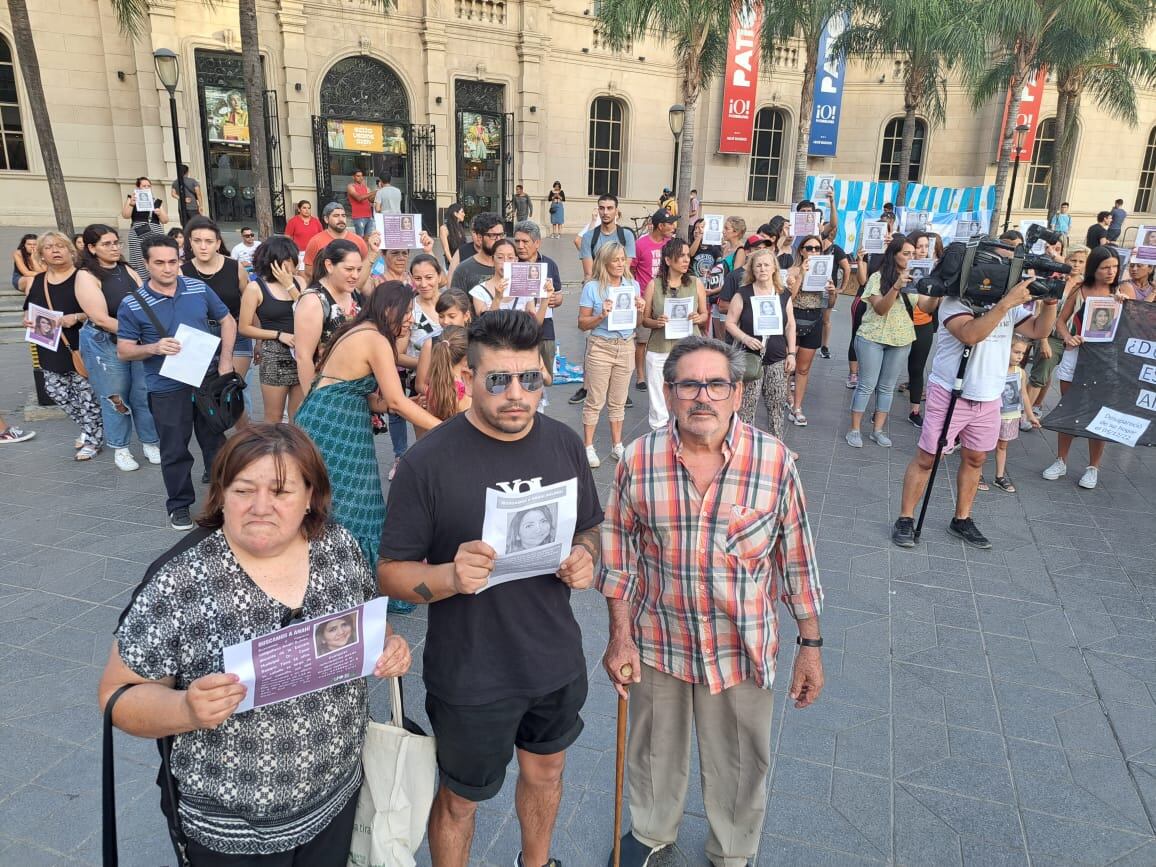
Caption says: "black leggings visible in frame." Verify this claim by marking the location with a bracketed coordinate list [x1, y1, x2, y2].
[848, 295, 866, 362]
[907, 320, 936, 406]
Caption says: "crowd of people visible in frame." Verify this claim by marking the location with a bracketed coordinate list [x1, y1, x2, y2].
[3, 181, 1148, 867]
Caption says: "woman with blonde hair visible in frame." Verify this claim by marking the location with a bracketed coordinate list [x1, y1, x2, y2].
[578, 241, 643, 467]
[724, 246, 796, 439]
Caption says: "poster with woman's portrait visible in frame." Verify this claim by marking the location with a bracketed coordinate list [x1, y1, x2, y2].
[314, 613, 361, 658]
[462, 112, 501, 162]
[204, 87, 250, 144]
[25, 303, 62, 352]
[1081, 298, 1122, 343]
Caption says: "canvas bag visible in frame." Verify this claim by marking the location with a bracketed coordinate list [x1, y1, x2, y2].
[347, 678, 437, 867]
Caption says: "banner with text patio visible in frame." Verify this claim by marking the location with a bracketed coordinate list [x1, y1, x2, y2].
[807, 13, 850, 157]
[718, 4, 763, 154]
[1042, 301, 1156, 448]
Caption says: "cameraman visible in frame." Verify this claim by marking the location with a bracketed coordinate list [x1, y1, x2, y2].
[891, 270, 1059, 550]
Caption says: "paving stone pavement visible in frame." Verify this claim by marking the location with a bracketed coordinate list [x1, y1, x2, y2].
[1, 236, 1155, 866]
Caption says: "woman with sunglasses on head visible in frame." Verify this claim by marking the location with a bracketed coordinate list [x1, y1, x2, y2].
[846, 234, 917, 448]
[294, 281, 441, 573]
[75, 224, 161, 472]
[785, 234, 836, 426]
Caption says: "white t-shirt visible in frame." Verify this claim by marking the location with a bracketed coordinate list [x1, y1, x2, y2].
[230, 241, 258, 268]
[469, 283, 534, 313]
[929, 298, 1034, 402]
[375, 185, 402, 214]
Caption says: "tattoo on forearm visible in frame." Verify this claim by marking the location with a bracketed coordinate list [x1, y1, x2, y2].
[574, 527, 601, 565]
[413, 582, 433, 602]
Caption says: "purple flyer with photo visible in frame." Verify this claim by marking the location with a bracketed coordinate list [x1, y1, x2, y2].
[223, 597, 389, 713]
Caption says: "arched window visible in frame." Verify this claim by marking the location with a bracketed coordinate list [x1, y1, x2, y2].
[748, 108, 786, 202]
[1135, 127, 1156, 213]
[878, 117, 926, 183]
[1022, 118, 1056, 210]
[588, 97, 624, 197]
[0, 35, 28, 171]
[319, 56, 409, 122]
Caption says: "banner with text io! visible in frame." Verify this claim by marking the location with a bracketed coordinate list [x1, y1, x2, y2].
[807, 13, 850, 157]
[996, 67, 1048, 159]
[718, 4, 762, 154]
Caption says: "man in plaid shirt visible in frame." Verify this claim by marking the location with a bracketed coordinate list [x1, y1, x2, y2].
[597, 335, 824, 867]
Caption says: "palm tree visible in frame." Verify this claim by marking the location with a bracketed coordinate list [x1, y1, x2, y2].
[596, 0, 734, 229]
[832, 0, 954, 206]
[761, 0, 851, 204]
[949, 0, 1121, 234]
[7, 0, 74, 233]
[1043, 4, 1156, 221]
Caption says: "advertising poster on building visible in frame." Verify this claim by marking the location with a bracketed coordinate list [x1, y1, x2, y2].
[718, 3, 763, 154]
[205, 87, 250, 144]
[807, 13, 850, 157]
[325, 121, 408, 155]
[462, 112, 501, 162]
[1043, 302, 1156, 447]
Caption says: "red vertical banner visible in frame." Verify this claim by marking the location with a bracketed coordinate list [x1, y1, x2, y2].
[998, 67, 1048, 157]
[717, 4, 763, 154]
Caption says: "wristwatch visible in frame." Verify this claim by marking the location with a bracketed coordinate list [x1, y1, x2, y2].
[796, 636, 823, 648]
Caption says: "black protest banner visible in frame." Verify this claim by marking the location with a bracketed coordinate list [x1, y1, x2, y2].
[1042, 300, 1156, 447]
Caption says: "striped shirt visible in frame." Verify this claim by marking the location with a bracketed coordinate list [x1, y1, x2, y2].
[597, 417, 823, 694]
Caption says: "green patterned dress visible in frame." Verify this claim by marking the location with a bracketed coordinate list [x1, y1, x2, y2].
[295, 372, 385, 567]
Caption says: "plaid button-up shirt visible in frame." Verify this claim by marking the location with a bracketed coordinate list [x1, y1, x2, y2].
[597, 417, 823, 694]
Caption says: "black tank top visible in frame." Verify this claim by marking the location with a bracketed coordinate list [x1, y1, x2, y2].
[96, 263, 137, 318]
[183, 258, 243, 318]
[737, 285, 791, 364]
[255, 278, 296, 334]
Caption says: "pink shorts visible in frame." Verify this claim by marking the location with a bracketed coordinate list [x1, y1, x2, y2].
[917, 382, 1002, 454]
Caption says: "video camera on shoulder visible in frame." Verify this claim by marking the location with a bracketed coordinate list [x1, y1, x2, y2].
[914, 234, 1070, 310]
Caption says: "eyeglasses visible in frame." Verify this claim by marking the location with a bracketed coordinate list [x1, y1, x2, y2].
[483, 231, 506, 240]
[801, 245, 822, 252]
[242, 234, 254, 239]
[482, 370, 544, 394]
[669, 379, 737, 401]
[98, 240, 121, 248]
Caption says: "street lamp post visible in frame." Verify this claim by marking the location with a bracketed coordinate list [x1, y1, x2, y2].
[667, 104, 685, 197]
[1003, 123, 1031, 233]
[153, 48, 186, 227]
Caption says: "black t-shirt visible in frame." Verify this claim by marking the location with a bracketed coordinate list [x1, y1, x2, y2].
[777, 253, 794, 269]
[826, 243, 849, 287]
[720, 266, 745, 304]
[531, 253, 562, 342]
[379, 413, 604, 705]
[1086, 224, 1109, 247]
[737, 285, 792, 364]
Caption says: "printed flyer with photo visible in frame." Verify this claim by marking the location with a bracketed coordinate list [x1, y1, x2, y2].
[479, 478, 578, 589]
[375, 213, 422, 249]
[504, 262, 548, 298]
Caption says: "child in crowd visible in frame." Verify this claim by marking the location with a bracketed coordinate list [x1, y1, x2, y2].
[423, 326, 471, 429]
[991, 335, 1039, 492]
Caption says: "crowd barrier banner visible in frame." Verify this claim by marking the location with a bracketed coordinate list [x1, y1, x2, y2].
[1043, 301, 1156, 448]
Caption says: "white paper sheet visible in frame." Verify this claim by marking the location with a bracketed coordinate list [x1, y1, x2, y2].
[1085, 406, 1151, 447]
[606, 289, 637, 332]
[906, 258, 936, 291]
[753, 294, 784, 336]
[663, 297, 694, 340]
[224, 597, 389, 713]
[479, 478, 578, 590]
[803, 255, 833, 292]
[862, 222, 887, 254]
[1080, 297, 1122, 343]
[790, 210, 819, 238]
[159, 323, 220, 387]
[24, 302, 62, 352]
[375, 213, 422, 249]
[815, 175, 836, 198]
[702, 215, 725, 247]
[133, 189, 154, 212]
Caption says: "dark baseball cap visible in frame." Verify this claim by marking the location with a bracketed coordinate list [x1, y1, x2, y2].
[651, 209, 678, 225]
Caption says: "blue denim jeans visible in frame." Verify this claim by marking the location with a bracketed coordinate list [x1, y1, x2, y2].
[79, 323, 158, 449]
[353, 216, 374, 237]
[388, 412, 408, 459]
[851, 334, 910, 415]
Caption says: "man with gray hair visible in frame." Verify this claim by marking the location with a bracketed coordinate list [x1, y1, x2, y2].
[597, 335, 825, 867]
[513, 220, 565, 389]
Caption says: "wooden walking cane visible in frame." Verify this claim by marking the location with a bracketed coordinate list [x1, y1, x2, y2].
[612, 662, 633, 867]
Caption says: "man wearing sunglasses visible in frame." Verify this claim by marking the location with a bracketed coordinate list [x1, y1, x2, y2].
[450, 211, 506, 294]
[598, 335, 824, 867]
[378, 310, 603, 867]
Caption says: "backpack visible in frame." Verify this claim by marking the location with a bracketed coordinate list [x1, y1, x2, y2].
[589, 225, 634, 256]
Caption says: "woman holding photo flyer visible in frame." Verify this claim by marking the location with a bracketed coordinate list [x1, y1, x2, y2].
[99, 424, 412, 866]
[725, 247, 796, 440]
[295, 281, 441, 573]
[845, 235, 916, 448]
[901, 232, 942, 427]
[120, 177, 168, 279]
[1042, 246, 1136, 489]
[578, 241, 643, 467]
[785, 234, 835, 426]
[641, 237, 708, 429]
[469, 238, 551, 326]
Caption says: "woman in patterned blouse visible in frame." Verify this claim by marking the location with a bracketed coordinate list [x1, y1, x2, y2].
[98, 424, 411, 865]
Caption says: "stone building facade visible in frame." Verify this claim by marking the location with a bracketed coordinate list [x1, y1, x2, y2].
[2, 0, 1155, 236]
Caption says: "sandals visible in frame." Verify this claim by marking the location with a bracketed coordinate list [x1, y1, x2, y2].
[992, 475, 1017, 493]
[791, 408, 808, 426]
[977, 475, 990, 492]
[75, 443, 101, 461]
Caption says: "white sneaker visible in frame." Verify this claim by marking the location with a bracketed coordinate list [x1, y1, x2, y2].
[585, 445, 601, 468]
[1078, 466, 1099, 489]
[114, 448, 140, 472]
[1041, 458, 1067, 480]
[142, 442, 161, 464]
[610, 442, 626, 461]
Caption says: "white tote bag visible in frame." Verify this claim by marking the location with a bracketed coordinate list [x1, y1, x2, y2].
[348, 678, 438, 867]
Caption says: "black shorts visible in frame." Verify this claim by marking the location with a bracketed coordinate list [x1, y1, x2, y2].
[425, 671, 587, 802]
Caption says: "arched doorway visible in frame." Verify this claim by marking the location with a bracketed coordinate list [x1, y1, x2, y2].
[312, 57, 436, 231]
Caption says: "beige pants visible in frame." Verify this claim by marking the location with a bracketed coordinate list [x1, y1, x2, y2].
[582, 334, 635, 426]
[627, 665, 774, 867]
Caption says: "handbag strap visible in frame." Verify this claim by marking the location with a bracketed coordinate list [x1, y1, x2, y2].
[389, 676, 406, 729]
[102, 684, 136, 867]
[129, 287, 173, 339]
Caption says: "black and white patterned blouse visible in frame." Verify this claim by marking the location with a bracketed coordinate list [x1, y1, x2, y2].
[116, 523, 376, 855]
